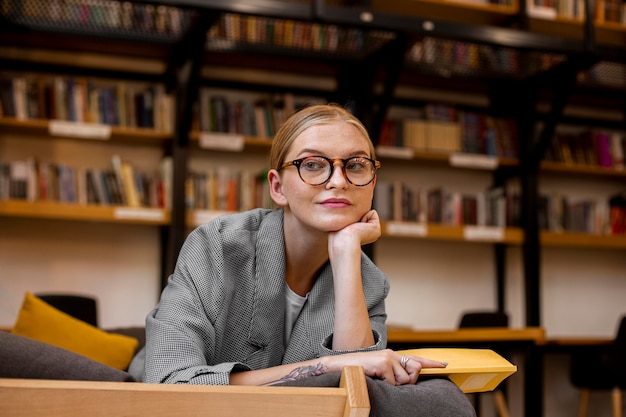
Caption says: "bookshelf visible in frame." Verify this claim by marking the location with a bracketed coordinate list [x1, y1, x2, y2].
[0, 199, 169, 224]
[527, 0, 626, 46]
[0, 118, 173, 144]
[1, 3, 625, 415]
[0, 0, 621, 269]
[0, 0, 187, 291]
[0, 0, 623, 303]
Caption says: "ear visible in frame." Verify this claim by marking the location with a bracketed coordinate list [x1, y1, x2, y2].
[268, 169, 288, 207]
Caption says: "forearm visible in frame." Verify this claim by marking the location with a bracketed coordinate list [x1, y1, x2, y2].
[229, 356, 338, 386]
[329, 242, 375, 350]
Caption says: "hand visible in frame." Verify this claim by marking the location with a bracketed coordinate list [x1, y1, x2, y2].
[328, 209, 381, 252]
[397, 353, 447, 386]
[331, 349, 447, 386]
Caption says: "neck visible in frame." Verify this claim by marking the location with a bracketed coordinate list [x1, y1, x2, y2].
[283, 218, 328, 297]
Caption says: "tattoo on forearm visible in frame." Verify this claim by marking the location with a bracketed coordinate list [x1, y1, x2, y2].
[264, 363, 328, 386]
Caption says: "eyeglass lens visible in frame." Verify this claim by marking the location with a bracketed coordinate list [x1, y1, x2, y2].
[299, 156, 375, 186]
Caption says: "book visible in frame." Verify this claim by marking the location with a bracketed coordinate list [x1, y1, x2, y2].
[396, 348, 516, 393]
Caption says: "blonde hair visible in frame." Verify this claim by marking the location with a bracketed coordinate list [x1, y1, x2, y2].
[269, 103, 376, 170]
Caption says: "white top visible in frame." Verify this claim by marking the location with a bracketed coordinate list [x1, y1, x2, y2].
[284, 284, 308, 346]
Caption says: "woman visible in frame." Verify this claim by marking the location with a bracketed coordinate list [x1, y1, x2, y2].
[138, 103, 474, 416]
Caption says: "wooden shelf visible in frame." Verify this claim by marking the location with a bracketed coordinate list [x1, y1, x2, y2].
[186, 209, 234, 228]
[370, 0, 518, 26]
[528, 16, 626, 47]
[0, 200, 170, 225]
[540, 160, 626, 178]
[541, 230, 626, 249]
[381, 221, 524, 244]
[0, 118, 173, 145]
[375, 153, 626, 179]
[0, 44, 168, 76]
[380, 223, 626, 248]
[189, 131, 273, 153]
[376, 146, 519, 170]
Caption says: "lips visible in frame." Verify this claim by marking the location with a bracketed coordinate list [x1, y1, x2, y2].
[320, 198, 351, 208]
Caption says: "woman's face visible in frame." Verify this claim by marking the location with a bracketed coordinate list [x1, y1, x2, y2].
[269, 121, 376, 234]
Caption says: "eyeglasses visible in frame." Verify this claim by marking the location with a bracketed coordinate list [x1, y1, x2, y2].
[278, 155, 381, 186]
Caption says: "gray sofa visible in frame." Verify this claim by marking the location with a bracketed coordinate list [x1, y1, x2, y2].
[0, 327, 144, 382]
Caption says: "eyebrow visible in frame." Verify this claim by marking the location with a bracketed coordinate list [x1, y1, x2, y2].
[295, 148, 370, 158]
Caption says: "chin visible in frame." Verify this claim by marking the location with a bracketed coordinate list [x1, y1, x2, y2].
[316, 216, 360, 232]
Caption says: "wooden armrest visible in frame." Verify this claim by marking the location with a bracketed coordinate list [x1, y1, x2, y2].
[0, 366, 370, 417]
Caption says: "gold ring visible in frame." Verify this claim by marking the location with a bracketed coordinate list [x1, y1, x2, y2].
[400, 355, 410, 369]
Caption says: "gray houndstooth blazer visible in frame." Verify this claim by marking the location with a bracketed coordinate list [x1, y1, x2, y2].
[143, 208, 390, 385]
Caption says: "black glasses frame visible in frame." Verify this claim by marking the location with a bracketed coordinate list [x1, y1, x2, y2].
[278, 155, 381, 186]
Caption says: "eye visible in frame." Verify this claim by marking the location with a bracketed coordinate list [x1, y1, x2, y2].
[301, 157, 328, 171]
[346, 158, 369, 171]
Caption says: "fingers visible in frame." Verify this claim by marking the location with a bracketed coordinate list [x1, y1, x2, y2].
[409, 355, 448, 368]
[381, 353, 420, 386]
[357, 210, 381, 245]
[392, 354, 447, 386]
[360, 209, 380, 224]
[396, 355, 419, 385]
[352, 350, 446, 387]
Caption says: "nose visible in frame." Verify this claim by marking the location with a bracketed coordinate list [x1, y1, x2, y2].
[325, 160, 349, 189]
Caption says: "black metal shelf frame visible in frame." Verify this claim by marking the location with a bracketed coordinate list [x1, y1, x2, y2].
[2, 8, 625, 414]
[2, 2, 625, 416]
[2, 0, 624, 323]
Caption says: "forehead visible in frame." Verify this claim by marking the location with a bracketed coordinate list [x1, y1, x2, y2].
[288, 122, 371, 157]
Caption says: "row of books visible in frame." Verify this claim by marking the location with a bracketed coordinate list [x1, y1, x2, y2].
[379, 111, 519, 158]
[374, 181, 519, 228]
[0, 156, 172, 208]
[0, 75, 174, 131]
[527, 0, 626, 23]
[374, 179, 625, 237]
[195, 91, 305, 138]
[3, 0, 194, 36]
[407, 37, 565, 75]
[544, 130, 626, 169]
[186, 167, 272, 213]
[206, 13, 395, 54]
[538, 192, 626, 235]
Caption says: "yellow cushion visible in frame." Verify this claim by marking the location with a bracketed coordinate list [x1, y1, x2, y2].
[11, 292, 139, 370]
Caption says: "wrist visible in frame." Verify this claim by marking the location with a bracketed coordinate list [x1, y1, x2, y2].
[320, 355, 339, 375]
[328, 237, 361, 260]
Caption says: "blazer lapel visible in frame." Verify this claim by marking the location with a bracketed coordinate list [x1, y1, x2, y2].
[247, 209, 287, 366]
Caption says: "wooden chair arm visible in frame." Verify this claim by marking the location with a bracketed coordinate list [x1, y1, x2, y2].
[0, 365, 370, 417]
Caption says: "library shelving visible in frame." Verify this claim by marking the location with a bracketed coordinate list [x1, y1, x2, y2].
[1, 2, 625, 415]
[1, 0, 623, 301]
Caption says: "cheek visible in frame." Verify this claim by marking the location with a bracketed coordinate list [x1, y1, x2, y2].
[281, 176, 312, 203]
[358, 187, 375, 207]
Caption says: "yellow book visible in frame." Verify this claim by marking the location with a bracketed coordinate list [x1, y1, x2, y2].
[397, 348, 517, 393]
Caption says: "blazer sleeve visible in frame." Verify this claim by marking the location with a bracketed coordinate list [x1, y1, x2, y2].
[143, 223, 251, 385]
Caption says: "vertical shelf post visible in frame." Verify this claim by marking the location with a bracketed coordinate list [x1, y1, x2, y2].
[160, 10, 217, 289]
